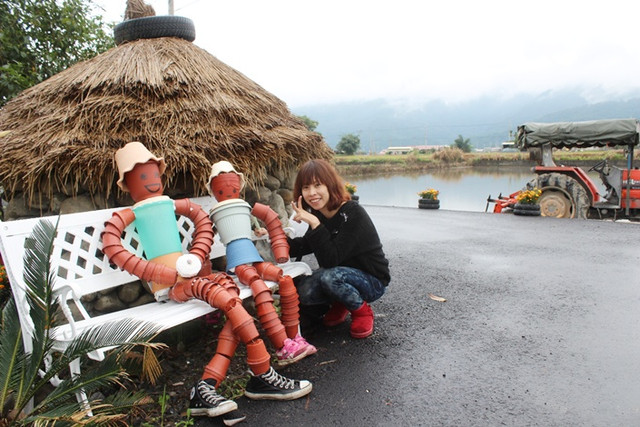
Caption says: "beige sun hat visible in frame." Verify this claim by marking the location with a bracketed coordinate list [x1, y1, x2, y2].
[207, 160, 245, 196]
[115, 141, 166, 191]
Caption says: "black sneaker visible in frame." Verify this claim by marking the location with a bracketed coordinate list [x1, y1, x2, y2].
[244, 367, 312, 401]
[189, 378, 238, 417]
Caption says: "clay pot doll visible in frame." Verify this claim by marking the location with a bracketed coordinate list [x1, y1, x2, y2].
[101, 142, 311, 419]
[208, 161, 316, 366]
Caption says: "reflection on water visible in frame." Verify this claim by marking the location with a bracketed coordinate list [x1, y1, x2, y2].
[344, 166, 606, 212]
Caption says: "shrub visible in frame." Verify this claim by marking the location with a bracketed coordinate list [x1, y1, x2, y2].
[433, 147, 465, 163]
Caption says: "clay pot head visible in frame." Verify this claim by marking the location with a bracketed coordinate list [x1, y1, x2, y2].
[115, 141, 166, 195]
[208, 161, 245, 202]
[124, 160, 164, 202]
[210, 172, 242, 201]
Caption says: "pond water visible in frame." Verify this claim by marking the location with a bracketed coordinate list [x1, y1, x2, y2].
[343, 166, 606, 212]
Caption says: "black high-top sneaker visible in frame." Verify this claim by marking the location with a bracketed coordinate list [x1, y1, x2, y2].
[189, 378, 237, 417]
[244, 367, 312, 400]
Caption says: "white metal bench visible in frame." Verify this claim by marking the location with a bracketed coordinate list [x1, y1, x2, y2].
[0, 196, 310, 402]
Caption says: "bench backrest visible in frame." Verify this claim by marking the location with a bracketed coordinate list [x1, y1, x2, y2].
[0, 197, 219, 341]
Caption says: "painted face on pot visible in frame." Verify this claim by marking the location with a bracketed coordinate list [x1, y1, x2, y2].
[302, 180, 330, 212]
[124, 160, 163, 202]
[210, 172, 242, 202]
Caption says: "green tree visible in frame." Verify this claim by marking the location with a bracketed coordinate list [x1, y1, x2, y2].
[336, 133, 361, 155]
[0, 220, 164, 424]
[297, 115, 319, 132]
[0, 0, 115, 106]
[451, 134, 472, 153]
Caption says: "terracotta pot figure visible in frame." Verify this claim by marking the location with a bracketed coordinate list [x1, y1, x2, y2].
[207, 161, 317, 367]
[101, 142, 311, 421]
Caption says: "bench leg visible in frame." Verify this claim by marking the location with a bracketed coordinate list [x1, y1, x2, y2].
[70, 358, 93, 416]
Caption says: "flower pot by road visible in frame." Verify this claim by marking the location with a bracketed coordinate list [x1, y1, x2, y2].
[418, 198, 440, 209]
[513, 202, 540, 216]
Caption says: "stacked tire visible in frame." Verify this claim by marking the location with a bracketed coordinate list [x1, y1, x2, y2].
[418, 199, 440, 209]
[513, 203, 540, 216]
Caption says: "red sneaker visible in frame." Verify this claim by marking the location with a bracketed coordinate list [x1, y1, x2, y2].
[350, 302, 374, 338]
[322, 302, 349, 327]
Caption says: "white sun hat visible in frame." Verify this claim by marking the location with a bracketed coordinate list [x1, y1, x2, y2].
[207, 160, 245, 195]
[115, 141, 166, 191]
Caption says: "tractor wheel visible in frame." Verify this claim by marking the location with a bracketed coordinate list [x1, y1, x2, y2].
[538, 190, 573, 218]
[533, 173, 590, 219]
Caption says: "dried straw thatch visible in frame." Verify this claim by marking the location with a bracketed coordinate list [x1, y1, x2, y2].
[0, 36, 332, 207]
[125, 0, 156, 19]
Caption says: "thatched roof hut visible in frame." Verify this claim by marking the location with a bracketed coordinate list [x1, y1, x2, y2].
[0, 31, 332, 209]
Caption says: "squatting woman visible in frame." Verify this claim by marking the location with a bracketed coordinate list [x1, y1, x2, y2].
[289, 159, 390, 338]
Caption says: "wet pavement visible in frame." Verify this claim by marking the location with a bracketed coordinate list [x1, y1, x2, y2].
[196, 205, 640, 427]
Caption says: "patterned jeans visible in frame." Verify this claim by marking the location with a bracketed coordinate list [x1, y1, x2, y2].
[295, 266, 386, 311]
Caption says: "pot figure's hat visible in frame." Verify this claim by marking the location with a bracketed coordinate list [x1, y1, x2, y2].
[207, 160, 245, 195]
[115, 141, 166, 191]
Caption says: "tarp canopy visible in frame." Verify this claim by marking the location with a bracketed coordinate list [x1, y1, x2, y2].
[516, 118, 640, 149]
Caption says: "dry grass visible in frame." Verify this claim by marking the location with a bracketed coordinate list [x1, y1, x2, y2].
[0, 37, 332, 206]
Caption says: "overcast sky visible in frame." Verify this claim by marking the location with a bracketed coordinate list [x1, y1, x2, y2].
[96, 0, 640, 108]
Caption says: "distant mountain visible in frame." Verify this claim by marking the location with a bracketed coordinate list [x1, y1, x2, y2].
[292, 90, 640, 153]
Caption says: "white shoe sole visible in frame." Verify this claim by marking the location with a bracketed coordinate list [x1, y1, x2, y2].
[244, 382, 313, 401]
[190, 399, 238, 417]
[275, 345, 315, 367]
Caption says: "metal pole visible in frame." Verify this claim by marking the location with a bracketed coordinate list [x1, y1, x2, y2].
[626, 143, 633, 217]
[168, 0, 174, 15]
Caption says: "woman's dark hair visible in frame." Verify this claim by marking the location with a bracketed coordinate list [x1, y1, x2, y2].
[293, 159, 350, 211]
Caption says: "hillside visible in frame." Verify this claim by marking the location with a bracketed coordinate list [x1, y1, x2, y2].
[293, 90, 640, 153]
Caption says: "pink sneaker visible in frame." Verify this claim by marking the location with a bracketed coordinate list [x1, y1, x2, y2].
[294, 333, 317, 356]
[276, 338, 306, 366]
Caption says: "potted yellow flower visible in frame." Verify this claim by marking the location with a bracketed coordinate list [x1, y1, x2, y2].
[513, 187, 541, 216]
[345, 182, 359, 202]
[418, 188, 440, 209]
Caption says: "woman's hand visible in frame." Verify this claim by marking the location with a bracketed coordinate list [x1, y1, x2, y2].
[291, 196, 321, 229]
[253, 227, 268, 237]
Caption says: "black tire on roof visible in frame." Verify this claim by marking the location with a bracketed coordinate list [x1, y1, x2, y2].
[113, 16, 196, 46]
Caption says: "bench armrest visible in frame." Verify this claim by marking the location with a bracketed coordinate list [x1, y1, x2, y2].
[52, 282, 91, 340]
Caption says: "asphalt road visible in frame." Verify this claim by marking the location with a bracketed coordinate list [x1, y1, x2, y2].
[196, 205, 640, 427]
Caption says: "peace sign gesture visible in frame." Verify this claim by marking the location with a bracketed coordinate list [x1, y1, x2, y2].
[291, 196, 321, 230]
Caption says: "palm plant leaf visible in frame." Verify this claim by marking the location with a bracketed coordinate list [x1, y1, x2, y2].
[0, 219, 168, 423]
[66, 319, 164, 355]
[0, 297, 27, 412]
[141, 346, 162, 385]
[36, 321, 165, 409]
[3, 219, 59, 416]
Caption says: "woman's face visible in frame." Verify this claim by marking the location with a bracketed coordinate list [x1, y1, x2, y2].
[301, 180, 330, 212]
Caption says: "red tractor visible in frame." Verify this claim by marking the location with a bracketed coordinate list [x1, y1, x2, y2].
[487, 118, 640, 220]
